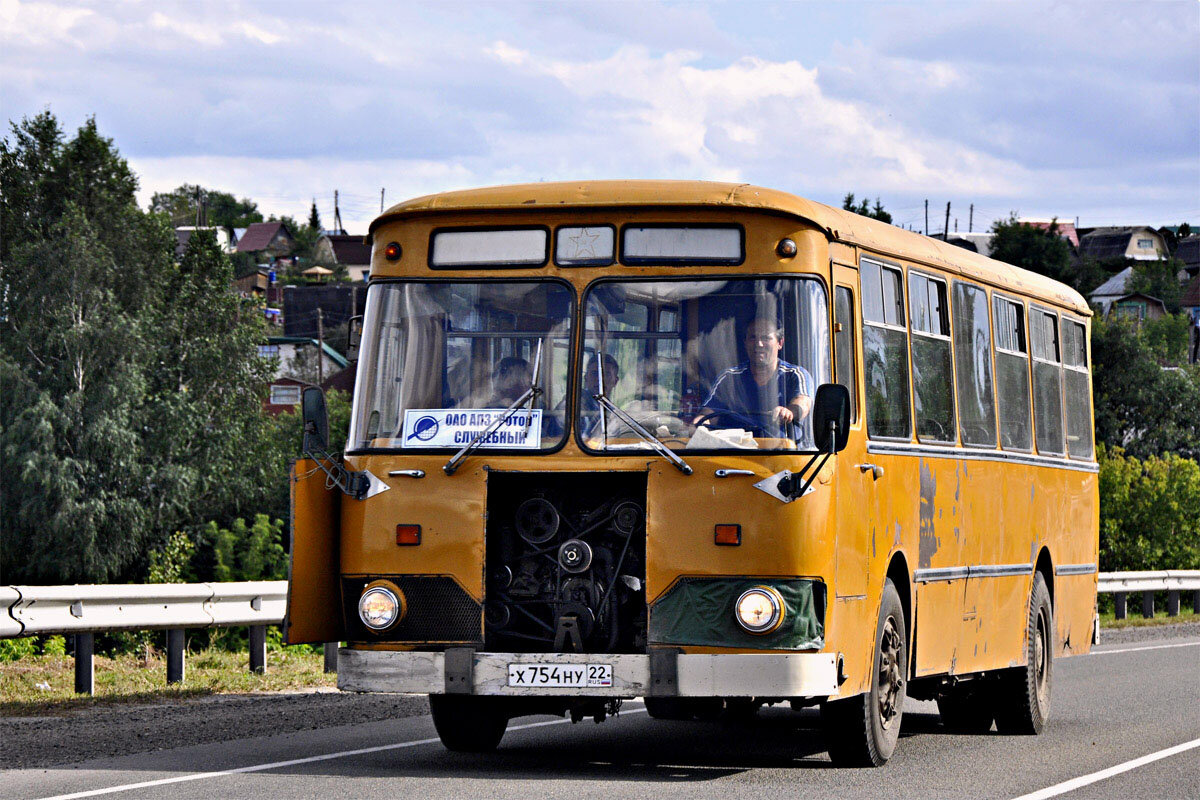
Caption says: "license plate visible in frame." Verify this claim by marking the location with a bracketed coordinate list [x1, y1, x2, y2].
[507, 663, 613, 688]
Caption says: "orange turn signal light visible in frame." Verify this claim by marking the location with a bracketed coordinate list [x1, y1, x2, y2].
[396, 524, 421, 546]
[714, 524, 741, 546]
[384, 241, 402, 261]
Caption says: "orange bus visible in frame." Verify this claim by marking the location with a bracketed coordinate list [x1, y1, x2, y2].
[286, 181, 1098, 766]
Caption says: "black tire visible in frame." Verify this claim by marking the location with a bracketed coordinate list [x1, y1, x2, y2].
[822, 578, 907, 767]
[644, 697, 723, 721]
[994, 572, 1053, 735]
[428, 695, 509, 752]
[937, 683, 995, 733]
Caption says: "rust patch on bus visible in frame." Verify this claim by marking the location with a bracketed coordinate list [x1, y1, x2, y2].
[918, 458, 939, 568]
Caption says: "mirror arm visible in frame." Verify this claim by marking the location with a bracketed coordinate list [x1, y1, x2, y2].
[303, 442, 370, 500]
[778, 419, 839, 501]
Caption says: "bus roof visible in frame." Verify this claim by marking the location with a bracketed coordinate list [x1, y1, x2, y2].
[370, 180, 1089, 315]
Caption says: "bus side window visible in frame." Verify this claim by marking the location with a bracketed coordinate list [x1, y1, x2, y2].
[860, 258, 911, 439]
[1061, 318, 1093, 459]
[834, 285, 858, 422]
[908, 271, 956, 444]
[1031, 307, 1065, 455]
[952, 282, 997, 447]
[993, 295, 1032, 450]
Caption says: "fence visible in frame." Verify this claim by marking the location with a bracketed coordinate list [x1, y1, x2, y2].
[3, 572, 1198, 696]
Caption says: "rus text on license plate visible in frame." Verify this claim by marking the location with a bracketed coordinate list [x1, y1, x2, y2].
[507, 663, 613, 688]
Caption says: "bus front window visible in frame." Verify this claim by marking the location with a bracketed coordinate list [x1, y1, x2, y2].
[579, 278, 830, 452]
[349, 281, 573, 451]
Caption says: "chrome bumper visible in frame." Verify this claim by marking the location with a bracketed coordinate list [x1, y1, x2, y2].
[338, 648, 839, 697]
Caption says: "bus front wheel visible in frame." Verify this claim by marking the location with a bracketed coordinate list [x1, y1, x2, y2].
[429, 695, 509, 752]
[993, 572, 1053, 735]
[822, 578, 907, 767]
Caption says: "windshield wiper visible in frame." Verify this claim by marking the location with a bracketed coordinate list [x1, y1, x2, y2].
[592, 393, 693, 476]
[444, 341, 542, 476]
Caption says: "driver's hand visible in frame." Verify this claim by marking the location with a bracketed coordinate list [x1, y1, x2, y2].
[773, 406, 794, 424]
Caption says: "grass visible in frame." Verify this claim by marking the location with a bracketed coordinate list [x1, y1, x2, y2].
[0, 647, 336, 717]
[1099, 606, 1197, 629]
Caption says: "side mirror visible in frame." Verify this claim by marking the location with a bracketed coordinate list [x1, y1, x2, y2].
[347, 315, 363, 361]
[811, 383, 850, 453]
[302, 386, 330, 453]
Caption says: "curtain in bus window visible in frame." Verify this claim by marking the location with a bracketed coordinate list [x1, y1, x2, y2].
[1062, 319, 1093, 458]
[835, 286, 857, 422]
[1031, 310, 1064, 455]
[993, 296, 1032, 450]
[952, 283, 997, 446]
[909, 273, 955, 443]
[861, 260, 911, 439]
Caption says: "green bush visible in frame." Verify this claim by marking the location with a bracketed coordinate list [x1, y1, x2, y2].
[1099, 445, 1200, 572]
[0, 637, 36, 662]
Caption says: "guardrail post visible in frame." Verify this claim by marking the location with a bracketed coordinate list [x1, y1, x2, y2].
[1142, 591, 1154, 619]
[249, 625, 266, 674]
[1167, 591, 1180, 617]
[1194, 590, 1200, 615]
[74, 633, 94, 695]
[1114, 592, 1126, 620]
[166, 629, 185, 684]
[324, 642, 338, 673]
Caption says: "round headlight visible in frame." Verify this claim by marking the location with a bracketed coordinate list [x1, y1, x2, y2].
[735, 586, 785, 635]
[358, 583, 404, 631]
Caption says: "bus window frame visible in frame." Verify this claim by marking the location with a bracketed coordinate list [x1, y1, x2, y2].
[553, 223, 617, 268]
[574, 271, 831, 458]
[860, 255, 914, 442]
[991, 291, 1034, 454]
[906, 267, 957, 446]
[1060, 314, 1094, 461]
[617, 222, 747, 267]
[1029, 303, 1067, 457]
[834, 282, 860, 425]
[950, 278, 1000, 450]
[343, 275, 579, 457]
[427, 225, 551, 270]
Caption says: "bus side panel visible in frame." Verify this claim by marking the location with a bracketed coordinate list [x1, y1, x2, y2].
[284, 459, 345, 645]
[1051, 469, 1099, 656]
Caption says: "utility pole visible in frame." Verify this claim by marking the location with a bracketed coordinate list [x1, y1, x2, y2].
[944, 202, 951, 240]
[194, 186, 203, 227]
[954, 218, 958, 233]
[924, 200, 929, 236]
[969, 204, 974, 233]
[380, 188, 385, 213]
[333, 190, 345, 236]
[317, 309, 325, 385]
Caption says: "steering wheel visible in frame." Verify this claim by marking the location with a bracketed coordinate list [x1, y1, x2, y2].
[692, 409, 779, 436]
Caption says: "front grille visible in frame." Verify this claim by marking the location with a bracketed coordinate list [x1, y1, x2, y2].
[342, 575, 482, 643]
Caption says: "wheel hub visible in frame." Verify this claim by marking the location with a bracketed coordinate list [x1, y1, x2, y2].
[877, 616, 904, 729]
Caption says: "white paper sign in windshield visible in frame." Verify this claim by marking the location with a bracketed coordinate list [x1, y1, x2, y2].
[430, 229, 547, 267]
[622, 226, 742, 264]
[402, 409, 543, 449]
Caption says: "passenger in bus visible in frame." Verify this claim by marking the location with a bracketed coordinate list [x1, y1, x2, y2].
[693, 316, 814, 441]
[487, 356, 532, 407]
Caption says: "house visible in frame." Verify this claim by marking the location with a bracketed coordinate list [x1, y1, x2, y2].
[235, 268, 271, 297]
[313, 234, 373, 282]
[260, 335, 348, 382]
[236, 221, 295, 262]
[1089, 267, 1135, 313]
[1077, 227, 1169, 262]
[1176, 235, 1199, 279]
[281, 284, 367, 339]
[1184, 275, 1200, 364]
[1109, 292, 1167, 323]
[264, 376, 312, 415]
[943, 233, 995, 257]
[1017, 218, 1080, 248]
[174, 226, 233, 259]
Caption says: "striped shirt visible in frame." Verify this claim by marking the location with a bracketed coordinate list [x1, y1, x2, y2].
[703, 359, 814, 439]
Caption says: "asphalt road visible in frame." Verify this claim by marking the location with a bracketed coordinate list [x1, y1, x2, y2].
[2, 632, 1198, 800]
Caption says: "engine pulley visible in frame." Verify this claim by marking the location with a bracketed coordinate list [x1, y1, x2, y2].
[612, 501, 644, 535]
[558, 539, 593, 573]
[515, 497, 560, 544]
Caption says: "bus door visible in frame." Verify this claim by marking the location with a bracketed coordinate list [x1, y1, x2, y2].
[284, 458, 345, 644]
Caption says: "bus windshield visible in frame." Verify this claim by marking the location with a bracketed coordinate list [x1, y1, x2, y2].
[349, 281, 573, 451]
[579, 277, 830, 452]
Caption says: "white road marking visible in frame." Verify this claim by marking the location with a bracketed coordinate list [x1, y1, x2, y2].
[1090, 640, 1200, 656]
[33, 708, 648, 800]
[1010, 737, 1200, 800]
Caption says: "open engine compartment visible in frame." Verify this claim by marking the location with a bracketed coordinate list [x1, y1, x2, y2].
[484, 471, 648, 654]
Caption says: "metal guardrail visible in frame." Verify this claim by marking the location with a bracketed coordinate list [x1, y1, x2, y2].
[2, 572, 1196, 696]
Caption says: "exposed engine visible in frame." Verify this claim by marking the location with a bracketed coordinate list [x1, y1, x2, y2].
[484, 473, 647, 653]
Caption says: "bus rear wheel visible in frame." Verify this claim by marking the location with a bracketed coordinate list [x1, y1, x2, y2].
[993, 572, 1053, 735]
[429, 695, 509, 752]
[822, 578, 907, 767]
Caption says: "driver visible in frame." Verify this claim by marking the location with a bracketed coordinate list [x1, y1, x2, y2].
[694, 316, 814, 438]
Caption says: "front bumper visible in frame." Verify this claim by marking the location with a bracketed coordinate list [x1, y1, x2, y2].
[338, 648, 839, 698]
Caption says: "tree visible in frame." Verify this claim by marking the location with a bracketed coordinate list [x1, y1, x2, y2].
[1127, 258, 1185, 313]
[842, 193, 892, 224]
[149, 184, 263, 232]
[308, 200, 321, 232]
[988, 216, 1074, 287]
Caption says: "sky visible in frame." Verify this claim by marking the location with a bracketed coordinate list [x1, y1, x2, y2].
[1, 0, 1197, 235]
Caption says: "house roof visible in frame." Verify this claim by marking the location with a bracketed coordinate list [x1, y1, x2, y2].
[370, 180, 1089, 314]
[1090, 266, 1134, 299]
[1112, 292, 1166, 313]
[237, 221, 290, 253]
[944, 233, 994, 257]
[322, 234, 371, 265]
[1177, 236, 1200, 268]
[1077, 227, 1158, 261]
[1018, 218, 1080, 248]
[266, 336, 349, 369]
[1183, 275, 1200, 308]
